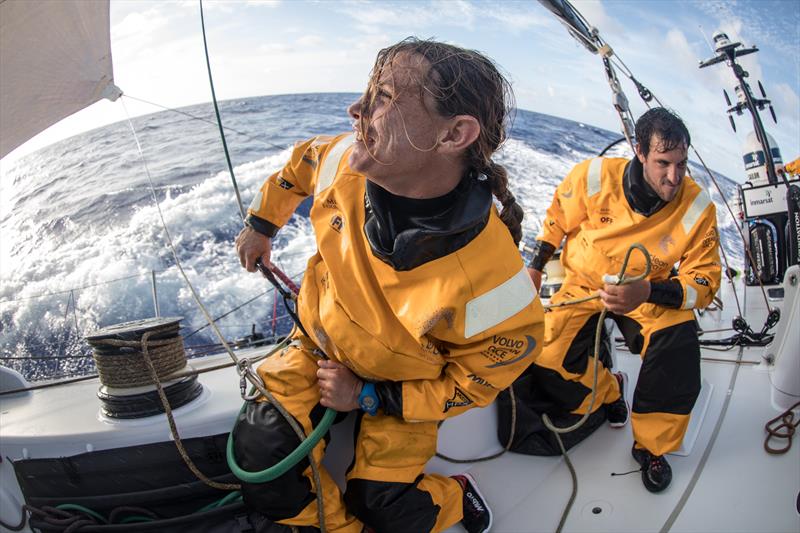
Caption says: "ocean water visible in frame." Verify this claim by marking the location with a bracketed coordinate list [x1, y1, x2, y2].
[0, 93, 743, 381]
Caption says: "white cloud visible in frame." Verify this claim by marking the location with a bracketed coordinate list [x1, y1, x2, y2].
[112, 8, 170, 42]
[665, 28, 699, 73]
[194, 0, 236, 14]
[259, 42, 292, 54]
[574, 0, 624, 37]
[296, 35, 323, 47]
[336, 0, 476, 33]
[481, 4, 548, 32]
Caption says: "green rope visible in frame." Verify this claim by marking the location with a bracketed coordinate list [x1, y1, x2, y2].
[53, 490, 246, 525]
[54, 504, 108, 524]
[226, 405, 337, 483]
[198, 490, 243, 512]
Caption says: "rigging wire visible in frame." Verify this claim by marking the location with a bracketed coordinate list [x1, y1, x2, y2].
[183, 288, 272, 340]
[0, 273, 148, 305]
[199, 0, 246, 222]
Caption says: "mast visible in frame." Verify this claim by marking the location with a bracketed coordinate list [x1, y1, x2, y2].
[699, 32, 779, 185]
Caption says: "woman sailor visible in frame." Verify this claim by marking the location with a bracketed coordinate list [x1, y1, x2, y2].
[234, 38, 544, 533]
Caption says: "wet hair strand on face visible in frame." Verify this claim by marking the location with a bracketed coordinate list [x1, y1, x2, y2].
[362, 37, 524, 244]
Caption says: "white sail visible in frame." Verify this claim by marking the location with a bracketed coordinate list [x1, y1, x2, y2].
[0, 0, 120, 159]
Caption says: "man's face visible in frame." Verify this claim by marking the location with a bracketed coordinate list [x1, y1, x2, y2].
[347, 52, 442, 187]
[636, 134, 689, 202]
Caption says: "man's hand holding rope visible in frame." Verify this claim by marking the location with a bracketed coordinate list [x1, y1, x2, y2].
[599, 278, 651, 314]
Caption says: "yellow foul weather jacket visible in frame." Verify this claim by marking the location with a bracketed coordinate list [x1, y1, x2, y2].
[538, 157, 721, 310]
[247, 134, 544, 422]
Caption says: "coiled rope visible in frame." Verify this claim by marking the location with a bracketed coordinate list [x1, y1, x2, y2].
[764, 400, 800, 455]
[91, 336, 186, 388]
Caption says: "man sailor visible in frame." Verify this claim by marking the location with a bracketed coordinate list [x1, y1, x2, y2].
[234, 38, 544, 532]
[527, 108, 721, 493]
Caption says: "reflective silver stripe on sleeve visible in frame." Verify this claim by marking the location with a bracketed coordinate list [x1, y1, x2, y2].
[586, 157, 603, 197]
[248, 189, 264, 213]
[464, 266, 537, 338]
[315, 134, 355, 195]
[681, 188, 711, 235]
[683, 284, 698, 309]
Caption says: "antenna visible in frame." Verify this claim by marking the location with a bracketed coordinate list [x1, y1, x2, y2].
[758, 81, 778, 124]
[698, 25, 716, 54]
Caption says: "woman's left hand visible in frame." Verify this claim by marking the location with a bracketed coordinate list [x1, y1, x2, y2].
[316, 359, 362, 411]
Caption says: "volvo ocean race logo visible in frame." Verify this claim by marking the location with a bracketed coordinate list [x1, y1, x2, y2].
[482, 335, 537, 368]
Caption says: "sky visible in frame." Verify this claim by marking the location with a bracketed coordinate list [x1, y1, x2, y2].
[2, 0, 799, 181]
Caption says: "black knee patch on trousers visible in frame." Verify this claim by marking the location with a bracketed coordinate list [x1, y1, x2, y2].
[497, 371, 608, 456]
[527, 363, 591, 413]
[529, 314, 613, 413]
[561, 313, 607, 374]
[610, 313, 644, 355]
[232, 401, 326, 520]
[344, 475, 439, 533]
[633, 320, 701, 415]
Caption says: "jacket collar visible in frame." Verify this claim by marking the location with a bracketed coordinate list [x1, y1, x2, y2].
[623, 157, 667, 217]
[364, 174, 491, 271]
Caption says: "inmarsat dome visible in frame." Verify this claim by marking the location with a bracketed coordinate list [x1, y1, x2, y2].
[743, 131, 782, 184]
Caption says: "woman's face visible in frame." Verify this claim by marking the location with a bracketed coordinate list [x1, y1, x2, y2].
[347, 52, 446, 189]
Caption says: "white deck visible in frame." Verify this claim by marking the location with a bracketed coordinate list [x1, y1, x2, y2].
[432, 349, 799, 533]
[1, 280, 799, 532]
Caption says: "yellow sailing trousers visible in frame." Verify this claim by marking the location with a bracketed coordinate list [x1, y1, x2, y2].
[532, 284, 701, 456]
[233, 341, 463, 532]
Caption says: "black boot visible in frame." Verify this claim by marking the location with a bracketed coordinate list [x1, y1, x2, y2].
[452, 473, 493, 533]
[632, 444, 672, 493]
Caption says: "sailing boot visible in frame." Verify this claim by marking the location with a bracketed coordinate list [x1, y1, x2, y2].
[452, 473, 493, 533]
[632, 444, 672, 493]
[606, 371, 629, 428]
